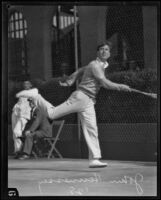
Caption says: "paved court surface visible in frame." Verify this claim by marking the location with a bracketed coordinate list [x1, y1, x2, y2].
[8, 158, 157, 197]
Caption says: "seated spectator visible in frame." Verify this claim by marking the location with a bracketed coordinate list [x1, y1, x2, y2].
[12, 80, 34, 158]
[19, 100, 52, 160]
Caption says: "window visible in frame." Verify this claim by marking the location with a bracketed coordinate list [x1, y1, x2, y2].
[8, 11, 28, 81]
[52, 7, 79, 31]
[8, 11, 27, 39]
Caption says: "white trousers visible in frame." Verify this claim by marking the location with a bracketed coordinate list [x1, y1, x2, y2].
[36, 90, 101, 159]
[11, 113, 28, 153]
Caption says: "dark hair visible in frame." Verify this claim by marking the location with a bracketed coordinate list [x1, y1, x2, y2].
[97, 41, 112, 51]
[22, 80, 33, 89]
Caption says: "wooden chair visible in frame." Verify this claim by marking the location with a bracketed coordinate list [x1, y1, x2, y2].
[44, 120, 65, 159]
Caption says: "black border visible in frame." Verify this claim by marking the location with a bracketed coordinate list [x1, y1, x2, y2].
[1, 1, 160, 199]
[1, 2, 9, 200]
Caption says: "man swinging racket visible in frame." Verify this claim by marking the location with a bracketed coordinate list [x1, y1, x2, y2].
[16, 42, 157, 168]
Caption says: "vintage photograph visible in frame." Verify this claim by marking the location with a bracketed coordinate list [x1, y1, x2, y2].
[2, 1, 159, 198]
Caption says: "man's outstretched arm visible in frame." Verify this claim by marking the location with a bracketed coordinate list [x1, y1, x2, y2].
[99, 77, 131, 92]
[59, 66, 86, 87]
[92, 64, 131, 92]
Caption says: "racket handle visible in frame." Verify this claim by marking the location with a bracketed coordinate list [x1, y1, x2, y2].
[130, 88, 157, 99]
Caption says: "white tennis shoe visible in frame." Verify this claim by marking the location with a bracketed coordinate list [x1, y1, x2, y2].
[89, 159, 108, 168]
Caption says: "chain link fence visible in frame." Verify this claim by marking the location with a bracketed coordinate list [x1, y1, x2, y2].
[8, 5, 157, 125]
[106, 5, 144, 71]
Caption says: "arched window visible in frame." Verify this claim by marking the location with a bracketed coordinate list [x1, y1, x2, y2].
[8, 11, 27, 38]
[8, 11, 29, 81]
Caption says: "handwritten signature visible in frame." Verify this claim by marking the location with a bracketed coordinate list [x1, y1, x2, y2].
[39, 173, 101, 184]
[38, 173, 100, 195]
[108, 173, 144, 195]
[38, 173, 144, 195]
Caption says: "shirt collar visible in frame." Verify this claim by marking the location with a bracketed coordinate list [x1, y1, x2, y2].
[96, 57, 109, 68]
